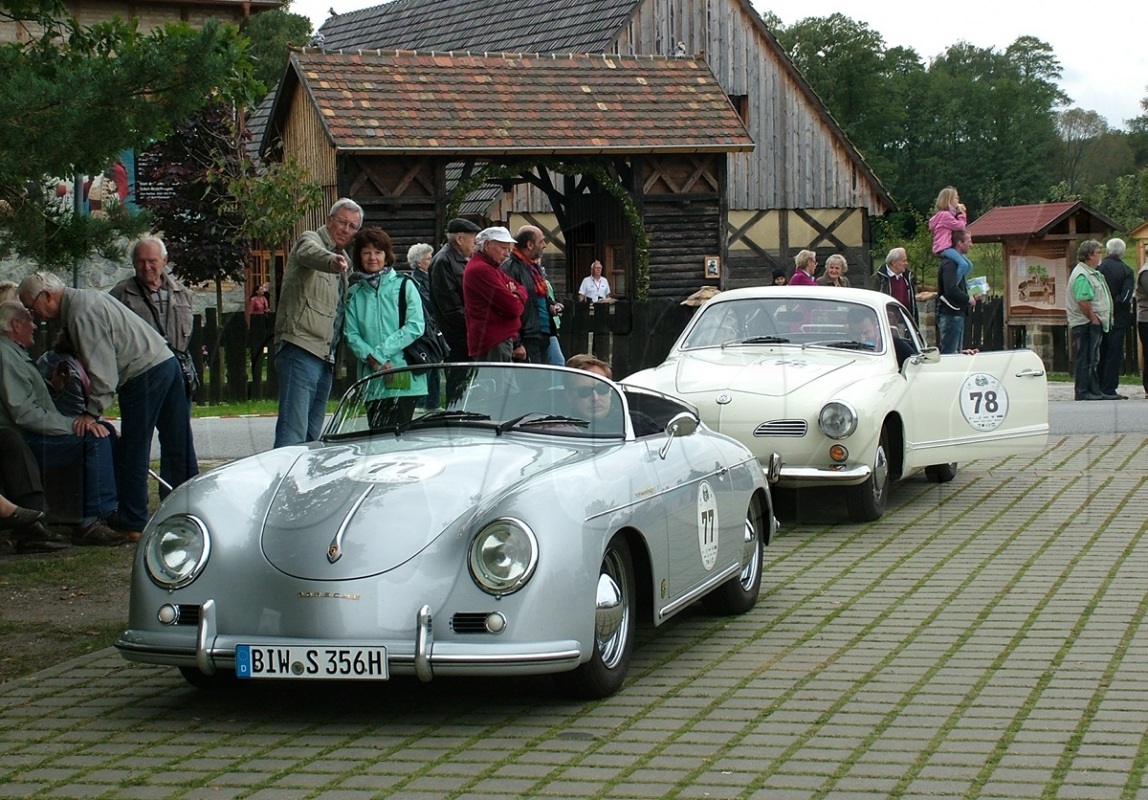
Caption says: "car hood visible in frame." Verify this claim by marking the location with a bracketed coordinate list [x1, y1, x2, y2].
[260, 435, 587, 581]
[629, 348, 860, 398]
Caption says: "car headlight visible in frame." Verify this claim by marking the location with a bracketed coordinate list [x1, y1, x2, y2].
[468, 518, 538, 596]
[144, 514, 210, 589]
[818, 401, 858, 439]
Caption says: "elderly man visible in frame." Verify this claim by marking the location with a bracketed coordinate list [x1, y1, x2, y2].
[430, 217, 481, 364]
[1067, 239, 1113, 401]
[111, 236, 193, 353]
[501, 225, 554, 364]
[0, 301, 118, 548]
[871, 247, 918, 323]
[273, 198, 362, 447]
[110, 235, 197, 397]
[577, 259, 612, 303]
[463, 226, 526, 362]
[1097, 238, 1133, 399]
[19, 272, 197, 539]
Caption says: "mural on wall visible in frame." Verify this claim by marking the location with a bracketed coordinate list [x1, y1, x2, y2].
[1008, 254, 1066, 320]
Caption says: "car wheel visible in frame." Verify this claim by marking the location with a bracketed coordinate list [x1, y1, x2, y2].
[179, 666, 235, 690]
[562, 535, 635, 699]
[925, 463, 958, 483]
[702, 498, 763, 615]
[846, 428, 890, 522]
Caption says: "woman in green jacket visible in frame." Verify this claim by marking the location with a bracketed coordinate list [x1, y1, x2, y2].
[344, 227, 426, 428]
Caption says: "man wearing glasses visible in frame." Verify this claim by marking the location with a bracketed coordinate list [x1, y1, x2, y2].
[274, 198, 363, 447]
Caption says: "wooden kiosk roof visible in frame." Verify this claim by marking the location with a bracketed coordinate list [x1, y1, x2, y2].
[271, 48, 754, 156]
[967, 201, 1120, 242]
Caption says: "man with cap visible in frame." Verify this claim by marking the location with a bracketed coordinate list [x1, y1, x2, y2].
[463, 227, 527, 362]
[430, 218, 480, 365]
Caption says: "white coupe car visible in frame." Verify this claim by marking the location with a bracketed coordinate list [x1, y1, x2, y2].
[624, 286, 1049, 521]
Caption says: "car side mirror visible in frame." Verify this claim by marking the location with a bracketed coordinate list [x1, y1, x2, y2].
[912, 346, 941, 365]
[659, 412, 699, 459]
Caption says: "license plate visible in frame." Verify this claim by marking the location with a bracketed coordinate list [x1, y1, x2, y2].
[235, 644, 388, 680]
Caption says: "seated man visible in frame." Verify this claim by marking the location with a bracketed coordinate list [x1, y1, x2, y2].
[0, 302, 123, 545]
[565, 354, 660, 437]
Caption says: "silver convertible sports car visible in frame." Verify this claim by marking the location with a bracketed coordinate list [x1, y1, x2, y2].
[625, 287, 1049, 522]
[117, 363, 776, 698]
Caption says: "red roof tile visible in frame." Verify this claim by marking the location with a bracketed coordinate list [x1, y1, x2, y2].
[287, 49, 754, 155]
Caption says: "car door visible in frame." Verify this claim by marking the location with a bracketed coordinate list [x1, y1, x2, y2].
[899, 335, 1049, 470]
[639, 409, 744, 616]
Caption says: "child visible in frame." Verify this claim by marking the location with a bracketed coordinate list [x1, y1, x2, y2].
[928, 186, 972, 283]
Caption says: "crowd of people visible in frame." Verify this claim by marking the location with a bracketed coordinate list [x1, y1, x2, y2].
[3, 190, 1144, 554]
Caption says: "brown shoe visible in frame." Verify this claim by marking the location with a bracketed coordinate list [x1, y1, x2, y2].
[73, 520, 129, 546]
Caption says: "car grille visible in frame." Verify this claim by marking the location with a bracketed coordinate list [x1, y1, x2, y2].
[450, 613, 494, 634]
[754, 420, 807, 437]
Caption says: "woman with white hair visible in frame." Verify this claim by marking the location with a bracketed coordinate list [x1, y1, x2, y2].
[817, 254, 851, 287]
[406, 242, 440, 408]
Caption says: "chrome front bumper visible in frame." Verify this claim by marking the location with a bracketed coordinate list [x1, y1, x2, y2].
[116, 599, 584, 680]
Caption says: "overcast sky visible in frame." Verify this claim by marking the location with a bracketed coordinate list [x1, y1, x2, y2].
[295, 0, 1146, 129]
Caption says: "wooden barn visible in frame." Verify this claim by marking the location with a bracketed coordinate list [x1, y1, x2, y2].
[263, 48, 754, 299]
[292, 0, 893, 298]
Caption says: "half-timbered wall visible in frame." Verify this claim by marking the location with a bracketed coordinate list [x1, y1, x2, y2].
[637, 154, 724, 298]
[339, 155, 442, 253]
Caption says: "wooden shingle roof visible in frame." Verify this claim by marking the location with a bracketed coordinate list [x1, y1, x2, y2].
[319, 0, 639, 53]
[283, 49, 754, 155]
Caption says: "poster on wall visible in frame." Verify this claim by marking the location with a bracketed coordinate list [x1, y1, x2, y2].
[1008, 254, 1066, 321]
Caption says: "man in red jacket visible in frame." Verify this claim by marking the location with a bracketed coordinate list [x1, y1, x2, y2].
[463, 227, 526, 361]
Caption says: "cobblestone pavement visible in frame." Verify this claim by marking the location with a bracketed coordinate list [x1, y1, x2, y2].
[2, 434, 1146, 800]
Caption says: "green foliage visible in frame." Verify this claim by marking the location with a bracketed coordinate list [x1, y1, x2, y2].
[0, 1, 260, 265]
[220, 153, 323, 252]
[244, 8, 312, 94]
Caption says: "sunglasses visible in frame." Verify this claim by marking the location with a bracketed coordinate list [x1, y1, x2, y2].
[574, 384, 611, 398]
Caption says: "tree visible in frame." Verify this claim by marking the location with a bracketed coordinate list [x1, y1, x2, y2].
[1056, 108, 1109, 193]
[138, 102, 251, 311]
[0, 0, 259, 268]
[244, 6, 312, 93]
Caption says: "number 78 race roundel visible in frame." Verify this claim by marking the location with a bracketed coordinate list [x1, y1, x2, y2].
[959, 373, 1008, 431]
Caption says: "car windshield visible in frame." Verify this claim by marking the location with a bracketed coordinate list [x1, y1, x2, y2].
[323, 364, 627, 441]
[681, 297, 885, 353]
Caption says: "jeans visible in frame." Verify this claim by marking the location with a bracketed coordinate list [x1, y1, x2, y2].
[547, 335, 566, 366]
[274, 342, 334, 447]
[117, 357, 198, 530]
[1072, 323, 1104, 399]
[22, 424, 117, 524]
[937, 313, 965, 354]
[1098, 325, 1127, 395]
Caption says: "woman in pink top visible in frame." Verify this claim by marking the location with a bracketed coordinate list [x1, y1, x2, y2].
[928, 186, 967, 264]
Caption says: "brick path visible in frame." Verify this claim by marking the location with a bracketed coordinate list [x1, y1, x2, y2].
[2, 434, 1146, 800]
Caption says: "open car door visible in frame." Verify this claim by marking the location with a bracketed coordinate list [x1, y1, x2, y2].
[899, 347, 1049, 471]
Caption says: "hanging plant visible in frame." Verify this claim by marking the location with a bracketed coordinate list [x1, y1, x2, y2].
[448, 160, 650, 299]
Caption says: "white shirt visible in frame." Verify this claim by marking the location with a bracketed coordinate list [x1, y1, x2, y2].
[578, 275, 611, 302]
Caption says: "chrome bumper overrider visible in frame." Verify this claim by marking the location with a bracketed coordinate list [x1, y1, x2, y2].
[115, 600, 583, 680]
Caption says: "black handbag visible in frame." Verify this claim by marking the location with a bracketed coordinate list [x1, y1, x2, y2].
[398, 276, 450, 364]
